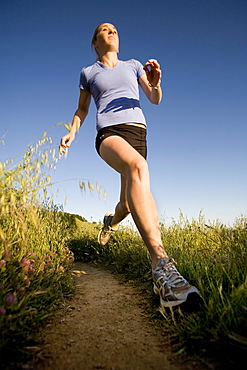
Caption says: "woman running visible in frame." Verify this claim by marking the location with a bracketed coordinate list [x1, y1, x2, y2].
[60, 22, 201, 308]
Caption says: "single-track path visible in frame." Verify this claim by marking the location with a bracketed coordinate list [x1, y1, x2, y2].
[32, 262, 210, 370]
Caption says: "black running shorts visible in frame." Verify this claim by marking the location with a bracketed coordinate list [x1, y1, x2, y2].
[95, 124, 147, 159]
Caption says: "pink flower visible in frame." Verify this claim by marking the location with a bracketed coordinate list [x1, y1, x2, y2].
[5, 293, 17, 307]
[21, 258, 31, 267]
[28, 253, 36, 257]
[22, 265, 30, 273]
[0, 307, 6, 316]
[0, 260, 6, 268]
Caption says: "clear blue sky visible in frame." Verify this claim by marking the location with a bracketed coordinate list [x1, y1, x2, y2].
[1, 0, 246, 225]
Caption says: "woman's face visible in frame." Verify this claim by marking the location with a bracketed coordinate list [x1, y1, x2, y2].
[93, 23, 119, 55]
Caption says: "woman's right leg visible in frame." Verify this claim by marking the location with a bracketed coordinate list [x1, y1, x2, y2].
[111, 175, 161, 234]
[99, 135, 168, 268]
[99, 135, 201, 308]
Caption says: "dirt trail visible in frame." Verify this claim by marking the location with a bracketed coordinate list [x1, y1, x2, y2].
[32, 262, 209, 370]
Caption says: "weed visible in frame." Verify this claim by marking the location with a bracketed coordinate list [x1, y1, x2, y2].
[70, 212, 247, 361]
[0, 133, 75, 364]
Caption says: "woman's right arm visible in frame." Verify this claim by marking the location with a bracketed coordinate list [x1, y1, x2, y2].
[60, 89, 91, 153]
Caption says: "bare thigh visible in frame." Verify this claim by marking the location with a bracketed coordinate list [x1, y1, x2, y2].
[99, 135, 148, 179]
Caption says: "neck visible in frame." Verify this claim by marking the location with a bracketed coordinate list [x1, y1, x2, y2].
[99, 52, 119, 68]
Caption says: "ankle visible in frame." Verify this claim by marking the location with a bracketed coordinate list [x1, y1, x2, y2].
[109, 218, 118, 231]
[110, 224, 118, 231]
[152, 255, 169, 270]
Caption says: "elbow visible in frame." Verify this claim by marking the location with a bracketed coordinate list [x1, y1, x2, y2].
[149, 91, 162, 105]
[151, 98, 162, 105]
[76, 107, 89, 118]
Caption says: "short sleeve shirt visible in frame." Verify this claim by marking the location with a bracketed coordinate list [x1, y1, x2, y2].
[79, 59, 146, 131]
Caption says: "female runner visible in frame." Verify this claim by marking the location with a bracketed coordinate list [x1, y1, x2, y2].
[60, 23, 200, 308]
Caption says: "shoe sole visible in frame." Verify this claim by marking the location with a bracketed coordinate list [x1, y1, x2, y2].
[97, 228, 112, 245]
[153, 283, 202, 309]
[180, 292, 204, 313]
[98, 213, 114, 245]
[97, 229, 105, 245]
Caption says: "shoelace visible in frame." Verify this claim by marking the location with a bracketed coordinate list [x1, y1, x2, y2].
[156, 260, 187, 287]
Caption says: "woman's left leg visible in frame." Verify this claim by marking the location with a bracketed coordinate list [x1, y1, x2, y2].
[110, 175, 130, 229]
[98, 175, 130, 245]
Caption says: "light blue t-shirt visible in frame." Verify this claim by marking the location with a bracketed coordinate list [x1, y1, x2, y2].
[79, 59, 147, 131]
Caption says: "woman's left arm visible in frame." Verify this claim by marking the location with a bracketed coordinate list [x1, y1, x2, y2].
[139, 59, 162, 105]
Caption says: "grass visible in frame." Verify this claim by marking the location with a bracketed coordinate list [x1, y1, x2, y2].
[1, 129, 247, 367]
[69, 213, 247, 365]
[0, 133, 75, 365]
[0, 129, 106, 367]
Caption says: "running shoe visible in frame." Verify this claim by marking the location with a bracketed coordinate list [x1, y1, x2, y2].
[152, 258, 201, 308]
[98, 213, 115, 245]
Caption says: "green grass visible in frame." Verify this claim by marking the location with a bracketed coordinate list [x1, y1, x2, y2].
[0, 134, 75, 365]
[0, 130, 106, 367]
[69, 213, 247, 363]
[1, 130, 247, 367]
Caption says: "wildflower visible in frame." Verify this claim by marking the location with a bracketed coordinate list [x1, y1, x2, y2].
[23, 277, 30, 286]
[0, 259, 6, 268]
[4, 252, 13, 261]
[5, 293, 17, 307]
[21, 258, 31, 267]
[59, 266, 65, 272]
[22, 265, 30, 273]
[28, 253, 36, 257]
[0, 307, 6, 316]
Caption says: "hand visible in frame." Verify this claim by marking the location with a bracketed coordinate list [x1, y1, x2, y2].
[143, 59, 162, 87]
[59, 132, 75, 154]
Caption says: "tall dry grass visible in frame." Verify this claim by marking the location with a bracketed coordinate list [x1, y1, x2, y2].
[0, 133, 74, 363]
[70, 212, 247, 361]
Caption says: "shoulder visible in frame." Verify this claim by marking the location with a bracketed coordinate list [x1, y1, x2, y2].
[121, 59, 145, 78]
[81, 62, 99, 75]
[122, 59, 143, 67]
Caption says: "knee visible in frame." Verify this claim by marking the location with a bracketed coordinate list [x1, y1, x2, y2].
[129, 158, 149, 182]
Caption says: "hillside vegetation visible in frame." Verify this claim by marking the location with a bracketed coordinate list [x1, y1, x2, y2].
[1, 133, 247, 366]
[70, 213, 247, 361]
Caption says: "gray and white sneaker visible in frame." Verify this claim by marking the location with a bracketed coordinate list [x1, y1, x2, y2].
[152, 258, 201, 308]
[98, 213, 115, 245]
